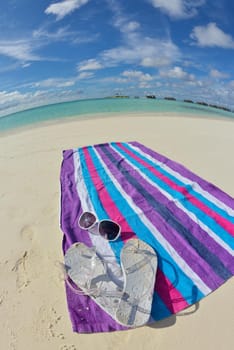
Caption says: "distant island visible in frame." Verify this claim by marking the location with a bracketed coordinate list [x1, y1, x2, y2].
[164, 97, 176, 101]
[208, 104, 231, 112]
[184, 99, 194, 103]
[183, 99, 232, 112]
[196, 101, 208, 106]
[104, 95, 232, 112]
[146, 95, 156, 99]
[109, 94, 129, 98]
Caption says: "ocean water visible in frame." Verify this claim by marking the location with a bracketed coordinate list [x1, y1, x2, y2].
[0, 98, 233, 132]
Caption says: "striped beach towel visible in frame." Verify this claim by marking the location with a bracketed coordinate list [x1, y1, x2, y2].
[60, 141, 234, 333]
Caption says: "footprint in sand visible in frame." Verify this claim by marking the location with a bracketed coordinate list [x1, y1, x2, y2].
[60, 345, 77, 350]
[0, 290, 8, 306]
[3, 323, 17, 350]
[20, 225, 34, 242]
[48, 308, 65, 340]
[11, 251, 30, 292]
[34, 306, 65, 342]
[9, 330, 17, 350]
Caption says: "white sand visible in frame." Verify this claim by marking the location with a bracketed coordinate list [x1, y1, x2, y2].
[0, 113, 233, 350]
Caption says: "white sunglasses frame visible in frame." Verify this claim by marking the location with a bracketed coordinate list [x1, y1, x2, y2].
[78, 212, 121, 242]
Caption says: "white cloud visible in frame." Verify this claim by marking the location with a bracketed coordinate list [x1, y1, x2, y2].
[77, 59, 103, 71]
[0, 88, 87, 117]
[124, 21, 140, 32]
[0, 77, 78, 112]
[190, 22, 234, 48]
[116, 20, 141, 34]
[102, 35, 180, 68]
[0, 25, 94, 64]
[0, 27, 73, 63]
[77, 71, 94, 79]
[140, 40, 180, 67]
[0, 90, 32, 113]
[33, 26, 74, 41]
[0, 39, 40, 62]
[106, 1, 141, 34]
[159, 66, 195, 80]
[21, 63, 31, 68]
[148, 0, 205, 19]
[72, 32, 99, 44]
[99, 76, 128, 84]
[0, 62, 22, 73]
[210, 69, 229, 79]
[33, 78, 76, 88]
[102, 1, 180, 68]
[98, 70, 154, 90]
[33, 25, 98, 45]
[138, 82, 152, 89]
[27, 74, 93, 89]
[45, 0, 89, 20]
[0, 90, 27, 105]
[122, 70, 153, 81]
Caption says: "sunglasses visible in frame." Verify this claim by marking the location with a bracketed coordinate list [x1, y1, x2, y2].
[78, 211, 121, 242]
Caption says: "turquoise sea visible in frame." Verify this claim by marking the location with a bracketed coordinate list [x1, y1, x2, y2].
[0, 98, 233, 132]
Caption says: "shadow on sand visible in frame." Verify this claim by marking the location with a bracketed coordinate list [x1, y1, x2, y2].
[148, 301, 200, 329]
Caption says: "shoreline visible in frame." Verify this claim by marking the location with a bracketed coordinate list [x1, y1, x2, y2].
[1, 110, 234, 137]
[0, 113, 233, 349]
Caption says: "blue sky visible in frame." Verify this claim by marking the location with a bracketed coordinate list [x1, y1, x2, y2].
[0, 0, 234, 116]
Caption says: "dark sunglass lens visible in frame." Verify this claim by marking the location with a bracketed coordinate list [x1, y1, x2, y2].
[79, 213, 96, 229]
[99, 221, 120, 240]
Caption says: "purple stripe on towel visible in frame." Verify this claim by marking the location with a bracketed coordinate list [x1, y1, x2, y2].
[60, 149, 126, 333]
